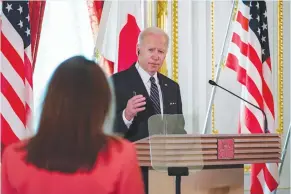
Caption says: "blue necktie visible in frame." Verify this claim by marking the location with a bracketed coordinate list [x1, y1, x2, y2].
[150, 77, 161, 115]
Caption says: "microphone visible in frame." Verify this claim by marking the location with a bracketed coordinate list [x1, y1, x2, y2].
[208, 80, 269, 133]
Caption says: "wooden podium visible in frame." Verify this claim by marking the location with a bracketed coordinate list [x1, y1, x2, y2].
[135, 134, 281, 194]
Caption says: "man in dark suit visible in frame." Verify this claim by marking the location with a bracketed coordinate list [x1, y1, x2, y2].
[111, 27, 186, 194]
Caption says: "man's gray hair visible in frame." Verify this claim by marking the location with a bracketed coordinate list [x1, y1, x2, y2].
[137, 27, 169, 48]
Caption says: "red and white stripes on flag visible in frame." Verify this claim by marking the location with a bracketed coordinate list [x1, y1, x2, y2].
[225, 1, 279, 193]
[95, 0, 143, 74]
[1, 1, 34, 149]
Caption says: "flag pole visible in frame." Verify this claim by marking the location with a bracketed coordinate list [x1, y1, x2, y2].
[279, 122, 291, 175]
[202, 0, 237, 134]
[274, 122, 291, 194]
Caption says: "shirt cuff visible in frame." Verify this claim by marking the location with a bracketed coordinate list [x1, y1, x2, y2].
[122, 110, 133, 128]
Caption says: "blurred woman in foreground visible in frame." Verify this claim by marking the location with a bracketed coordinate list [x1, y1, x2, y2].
[1, 56, 144, 194]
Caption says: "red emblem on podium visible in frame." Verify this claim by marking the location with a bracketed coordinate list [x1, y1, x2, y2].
[218, 139, 234, 159]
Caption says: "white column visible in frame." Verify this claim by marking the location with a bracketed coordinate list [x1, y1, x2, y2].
[192, 1, 211, 133]
[280, 0, 291, 190]
[177, 0, 194, 134]
[151, 1, 157, 27]
[166, 1, 172, 79]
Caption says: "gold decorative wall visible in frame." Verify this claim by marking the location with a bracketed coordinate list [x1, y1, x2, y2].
[210, 0, 218, 134]
[148, 0, 179, 82]
[147, 0, 153, 27]
[171, 0, 178, 82]
[157, 0, 168, 76]
[276, 0, 284, 135]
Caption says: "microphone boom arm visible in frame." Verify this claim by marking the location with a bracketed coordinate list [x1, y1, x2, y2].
[215, 84, 269, 133]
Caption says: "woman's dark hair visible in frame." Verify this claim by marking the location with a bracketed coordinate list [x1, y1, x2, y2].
[23, 56, 111, 173]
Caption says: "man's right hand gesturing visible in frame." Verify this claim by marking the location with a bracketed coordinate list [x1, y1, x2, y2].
[124, 95, 146, 121]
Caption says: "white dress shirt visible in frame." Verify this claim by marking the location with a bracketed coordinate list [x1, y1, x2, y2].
[122, 62, 164, 128]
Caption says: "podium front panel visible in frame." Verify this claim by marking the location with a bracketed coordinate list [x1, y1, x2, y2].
[148, 114, 204, 173]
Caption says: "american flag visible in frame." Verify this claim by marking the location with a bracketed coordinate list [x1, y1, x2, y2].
[1, 1, 34, 150]
[225, 1, 279, 193]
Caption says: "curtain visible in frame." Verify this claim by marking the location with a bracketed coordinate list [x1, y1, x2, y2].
[87, 0, 104, 42]
[33, 0, 94, 131]
[87, 0, 114, 76]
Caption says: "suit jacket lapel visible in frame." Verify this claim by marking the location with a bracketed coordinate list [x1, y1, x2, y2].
[127, 66, 170, 114]
[127, 64, 150, 99]
[127, 64, 156, 117]
[157, 73, 169, 114]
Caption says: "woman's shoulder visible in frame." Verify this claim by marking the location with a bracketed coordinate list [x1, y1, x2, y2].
[3, 140, 28, 155]
[2, 140, 29, 170]
[107, 136, 135, 149]
[106, 136, 137, 157]
[103, 137, 139, 171]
